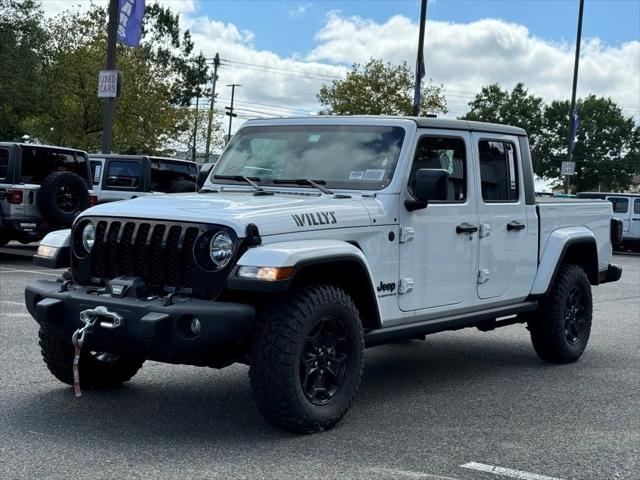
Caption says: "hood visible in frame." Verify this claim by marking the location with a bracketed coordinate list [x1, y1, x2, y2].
[80, 191, 377, 237]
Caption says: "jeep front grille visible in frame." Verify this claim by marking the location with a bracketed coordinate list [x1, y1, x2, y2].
[91, 220, 201, 294]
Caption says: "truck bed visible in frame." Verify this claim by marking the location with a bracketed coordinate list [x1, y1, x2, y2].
[536, 199, 612, 272]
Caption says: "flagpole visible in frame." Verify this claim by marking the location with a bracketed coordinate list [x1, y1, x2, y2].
[565, 0, 584, 194]
[102, 0, 119, 154]
[412, 0, 427, 116]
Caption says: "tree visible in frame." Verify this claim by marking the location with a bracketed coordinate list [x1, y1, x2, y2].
[537, 96, 638, 192]
[0, 0, 47, 141]
[22, 1, 215, 153]
[317, 58, 447, 116]
[461, 83, 544, 164]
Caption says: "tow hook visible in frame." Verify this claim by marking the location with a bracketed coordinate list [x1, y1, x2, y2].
[79, 306, 124, 329]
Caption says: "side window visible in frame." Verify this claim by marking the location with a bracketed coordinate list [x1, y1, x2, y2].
[408, 136, 466, 202]
[478, 140, 519, 202]
[106, 161, 140, 189]
[90, 160, 103, 186]
[635, 199, 640, 215]
[608, 197, 628, 213]
[0, 148, 8, 179]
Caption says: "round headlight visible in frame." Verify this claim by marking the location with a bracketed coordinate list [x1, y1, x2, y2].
[82, 222, 96, 252]
[209, 231, 234, 268]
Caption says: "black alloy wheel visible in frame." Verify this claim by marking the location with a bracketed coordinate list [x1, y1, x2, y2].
[564, 285, 586, 345]
[56, 184, 82, 213]
[300, 316, 350, 406]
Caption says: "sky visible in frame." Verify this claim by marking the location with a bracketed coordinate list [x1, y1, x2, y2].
[41, 0, 640, 133]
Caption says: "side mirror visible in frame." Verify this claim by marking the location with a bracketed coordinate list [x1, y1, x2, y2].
[197, 163, 215, 191]
[405, 168, 449, 211]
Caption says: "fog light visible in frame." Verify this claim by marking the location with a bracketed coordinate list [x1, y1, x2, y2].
[237, 266, 295, 281]
[190, 317, 201, 336]
[36, 245, 57, 258]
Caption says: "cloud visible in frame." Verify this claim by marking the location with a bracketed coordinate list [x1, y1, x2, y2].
[289, 3, 312, 18]
[38, 1, 640, 133]
[307, 12, 640, 120]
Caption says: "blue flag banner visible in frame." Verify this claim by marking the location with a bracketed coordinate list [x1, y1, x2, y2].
[117, 0, 145, 47]
[570, 107, 580, 152]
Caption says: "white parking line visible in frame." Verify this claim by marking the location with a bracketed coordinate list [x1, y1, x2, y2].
[0, 267, 61, 277]
[370, 468, 459, 480]
[460, 463, 564, 480]
[0, 300, 25, 306]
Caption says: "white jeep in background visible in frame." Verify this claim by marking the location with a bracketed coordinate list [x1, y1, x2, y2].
[27, 116, 622, 433]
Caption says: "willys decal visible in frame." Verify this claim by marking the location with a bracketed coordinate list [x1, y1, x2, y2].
[292, 211, 337, 228]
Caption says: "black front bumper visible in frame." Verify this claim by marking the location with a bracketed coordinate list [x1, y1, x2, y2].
[25, 280, 255, 365]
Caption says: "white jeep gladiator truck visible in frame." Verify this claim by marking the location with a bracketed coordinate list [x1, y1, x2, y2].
[26, 117, 622, 433]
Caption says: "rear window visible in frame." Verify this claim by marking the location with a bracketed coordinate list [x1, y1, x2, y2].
[608, 197, 629, 213]
[635, 199, 640, 215]
[106, 160, 141, 189]
[0, 148, 8, 180]
[20, 147, 90, 184]
[150, 159, 197, 191]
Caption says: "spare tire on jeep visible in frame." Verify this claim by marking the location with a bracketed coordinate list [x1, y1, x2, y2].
[168, 180, 196, 193]
[37, 171, 90, 226]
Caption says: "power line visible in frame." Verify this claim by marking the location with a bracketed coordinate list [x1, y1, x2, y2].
[218, 58, 345, 80]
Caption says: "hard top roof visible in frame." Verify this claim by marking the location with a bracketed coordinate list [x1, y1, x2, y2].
[0, 142, 88, 154]
[244, 115, 527, 136]
[578, 191, 640, 198]
[88, 153, 196, 164]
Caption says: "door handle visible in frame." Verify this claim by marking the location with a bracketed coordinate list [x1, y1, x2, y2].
[456, 223, 478, 234]
[507, 221, 526, 231]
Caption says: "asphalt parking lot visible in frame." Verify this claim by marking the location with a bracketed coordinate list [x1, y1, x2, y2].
[1, 249, 638, 480]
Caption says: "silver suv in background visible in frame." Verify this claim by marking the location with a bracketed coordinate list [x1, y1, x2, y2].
[89, 154, 197, 203]
[577, 192, 640, 251]
[0, 143, 94, 246]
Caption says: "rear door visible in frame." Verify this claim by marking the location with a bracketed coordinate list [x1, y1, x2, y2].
[100, 158, 143, 202]
[473, 133, 537, 300]
[607, 196, 630, 234]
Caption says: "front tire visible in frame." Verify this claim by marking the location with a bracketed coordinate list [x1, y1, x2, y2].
[528, 264, 593, 363]
[249, 284, 364, 433]
[38, 325, 144, 388]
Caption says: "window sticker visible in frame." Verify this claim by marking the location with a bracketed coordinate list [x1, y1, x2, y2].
[308, 134, 321, 143]
[349, 170, 365, 180]
[363, 169, 386, 181]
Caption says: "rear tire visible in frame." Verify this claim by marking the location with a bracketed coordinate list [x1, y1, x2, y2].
[0, 230, 10, 247]
[37, 171, 89, 226]
[528, 264, 593, 363]
[249, 284, 364, 433]
[38, 325, 144, 388]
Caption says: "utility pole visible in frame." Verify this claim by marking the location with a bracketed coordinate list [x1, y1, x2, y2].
[101, 0, 119, 154]
[191, 89, 200, 163]
[412, 0, 428, 116]
[225, 84, 240, 143]
[565, 0, 584, 194]
[205, 53, 220, 159]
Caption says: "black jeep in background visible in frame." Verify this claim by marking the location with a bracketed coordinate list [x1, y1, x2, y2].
[0, 143, 93, 246]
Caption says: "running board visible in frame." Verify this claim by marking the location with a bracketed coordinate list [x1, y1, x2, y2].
[364, 301, 538, 348]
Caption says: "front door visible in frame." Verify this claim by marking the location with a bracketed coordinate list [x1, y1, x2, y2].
[473, 133, 536, 300]
[398, 130, 479, 312]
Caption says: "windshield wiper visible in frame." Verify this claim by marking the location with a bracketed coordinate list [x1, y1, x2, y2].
[213, 175, 271, 195]
[272, 178, 333, 195]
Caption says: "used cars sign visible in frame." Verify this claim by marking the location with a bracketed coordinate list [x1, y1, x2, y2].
[98, 70, 119, 98]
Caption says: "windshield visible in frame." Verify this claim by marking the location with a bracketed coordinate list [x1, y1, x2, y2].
[212, 125, 406, 190]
